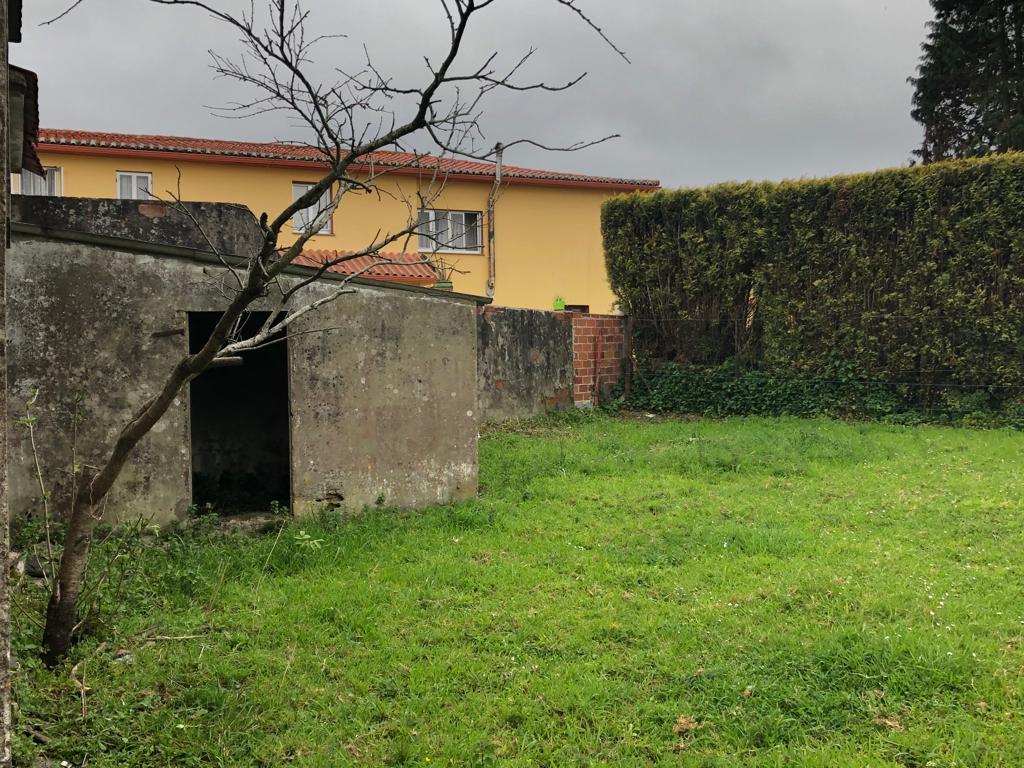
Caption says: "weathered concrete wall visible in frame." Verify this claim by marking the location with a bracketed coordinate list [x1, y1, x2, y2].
[12, 195, 261, 256]
[476, 308, 629, 421]
[6, 199, 480, 525]
[290, 293, 477, 514]
[7, 241, 195, 527]
[477, 307, 573, 422]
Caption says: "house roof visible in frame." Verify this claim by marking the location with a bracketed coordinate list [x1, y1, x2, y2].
[36, 128, 661, 191]
[295, 250, 436, 285]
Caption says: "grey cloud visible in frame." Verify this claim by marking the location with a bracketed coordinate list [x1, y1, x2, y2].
[17, 0, 933, 187]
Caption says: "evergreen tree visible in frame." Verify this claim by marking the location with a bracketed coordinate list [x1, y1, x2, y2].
[911, 1, 1024, 162]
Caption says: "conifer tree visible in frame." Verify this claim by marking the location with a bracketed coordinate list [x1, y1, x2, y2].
[911, 1, 1024, 162]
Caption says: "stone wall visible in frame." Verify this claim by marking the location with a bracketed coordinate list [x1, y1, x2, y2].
[476, 307, 629, 420]
[477, 307, 574, 422]
[6, 197, 481, 526]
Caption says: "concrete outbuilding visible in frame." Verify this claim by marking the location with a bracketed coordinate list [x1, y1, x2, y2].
[6, 196, 485, 527]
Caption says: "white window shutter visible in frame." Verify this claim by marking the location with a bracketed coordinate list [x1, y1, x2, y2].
[465, 212, 479, 249]
[20, 170, 43, 195]
[418, 210, 432, 251]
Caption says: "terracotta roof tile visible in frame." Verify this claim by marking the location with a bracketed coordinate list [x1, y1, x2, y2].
[295, 250, 436, 284]
[37, 128, 660, 190]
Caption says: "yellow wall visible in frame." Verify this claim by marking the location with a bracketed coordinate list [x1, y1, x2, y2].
[35, 151, 627, 313]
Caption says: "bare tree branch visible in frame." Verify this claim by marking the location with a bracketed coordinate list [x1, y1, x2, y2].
[38, 0, 628, 664]
[39, 0, 87, 26]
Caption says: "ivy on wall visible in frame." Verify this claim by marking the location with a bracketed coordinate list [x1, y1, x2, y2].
[620, 362, 1024, 429]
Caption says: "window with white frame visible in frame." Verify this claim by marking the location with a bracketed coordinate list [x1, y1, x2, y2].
[17, 167, 62, 196]
[18, 167, 62, 196]
[417, 209, 482, 253]
[116, 171, 153, 200]
[291, 182, 333, 235]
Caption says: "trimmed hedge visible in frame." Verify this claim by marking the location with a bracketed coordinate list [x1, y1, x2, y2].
[603, 154, 1024, 410]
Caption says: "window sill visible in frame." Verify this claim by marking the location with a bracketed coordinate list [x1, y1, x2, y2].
[418, 248, 483, 256]
[293, 229, 334, 236]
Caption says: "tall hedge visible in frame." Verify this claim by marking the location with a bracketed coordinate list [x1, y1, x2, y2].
[603, 154, 1024, 394]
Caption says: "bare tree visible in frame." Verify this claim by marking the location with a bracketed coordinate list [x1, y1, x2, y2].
[38, 0, 623, 664]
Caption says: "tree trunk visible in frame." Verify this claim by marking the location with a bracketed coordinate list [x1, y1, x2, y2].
[40, 496, 97, 666]
[39, 291, 257, 664]
[38, 393, 181, 665]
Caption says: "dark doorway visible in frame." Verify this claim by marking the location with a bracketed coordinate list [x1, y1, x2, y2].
[188, 312, 291, 513]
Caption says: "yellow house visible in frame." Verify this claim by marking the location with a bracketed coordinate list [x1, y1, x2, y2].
[23, 129, 659, 312]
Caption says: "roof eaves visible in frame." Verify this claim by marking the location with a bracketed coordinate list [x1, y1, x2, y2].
[37, 130, 661, 190]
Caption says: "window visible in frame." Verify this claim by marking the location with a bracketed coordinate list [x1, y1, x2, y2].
[19, 167, 62, 196]
[117, 171, 153, 200]
[418, 209, 482, 253]
[292, 182, 333, 235]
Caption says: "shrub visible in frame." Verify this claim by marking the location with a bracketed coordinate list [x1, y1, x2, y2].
[603, 154, 1024, 404]
[622, 363, 1024, 428]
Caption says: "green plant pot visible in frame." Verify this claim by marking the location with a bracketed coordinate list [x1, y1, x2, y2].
[434, 280, 454, 291]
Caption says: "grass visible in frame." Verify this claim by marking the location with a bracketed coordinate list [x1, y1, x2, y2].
[11, 414, 1024, 766]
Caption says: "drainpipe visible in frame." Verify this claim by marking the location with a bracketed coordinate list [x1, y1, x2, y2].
[485, 142, 503, 298]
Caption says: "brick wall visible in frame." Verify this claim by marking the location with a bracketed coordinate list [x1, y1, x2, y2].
[571, 313, 627, 406]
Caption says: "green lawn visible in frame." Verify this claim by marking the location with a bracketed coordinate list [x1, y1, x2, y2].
[12, 415, 1024, 767]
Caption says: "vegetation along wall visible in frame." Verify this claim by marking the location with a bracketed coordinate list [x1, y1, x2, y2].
[602, 154, 1024, 424]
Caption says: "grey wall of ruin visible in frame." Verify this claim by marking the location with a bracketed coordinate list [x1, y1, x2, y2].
[6, 197, 480, 527]
[477, 307, 574, 422]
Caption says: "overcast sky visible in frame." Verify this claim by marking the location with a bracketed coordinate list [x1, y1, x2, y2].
[16, 0, 934, 188]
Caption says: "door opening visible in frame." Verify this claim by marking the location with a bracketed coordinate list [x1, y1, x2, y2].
[188, 312, 290, 513]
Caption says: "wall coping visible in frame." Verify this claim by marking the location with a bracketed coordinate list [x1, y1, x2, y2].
[12, 219, 492, 306]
